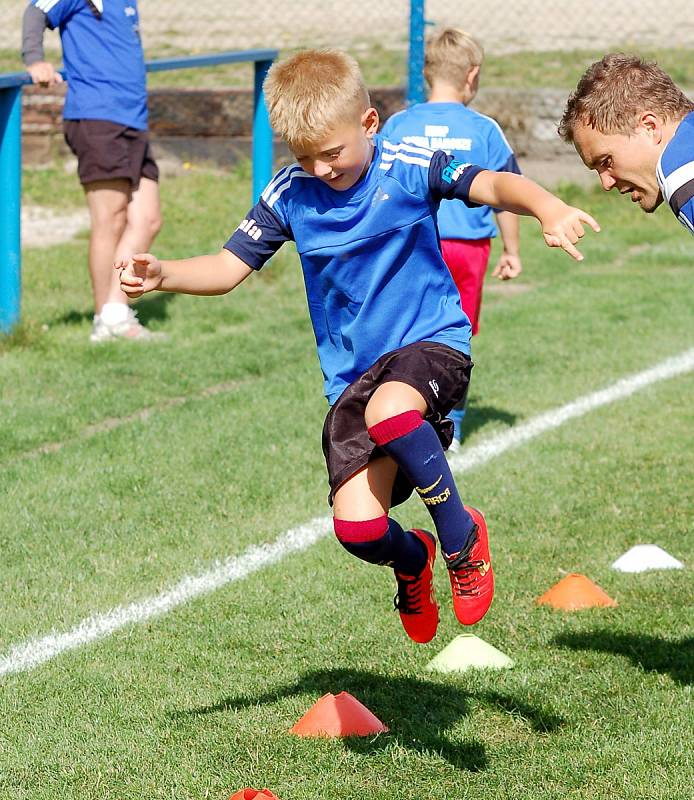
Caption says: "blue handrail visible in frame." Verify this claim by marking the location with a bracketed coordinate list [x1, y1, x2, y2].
[0, 48, 277, 334]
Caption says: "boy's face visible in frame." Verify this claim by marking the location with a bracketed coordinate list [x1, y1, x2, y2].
[572, 114, 665, 212]
[292, 108, 380, 191]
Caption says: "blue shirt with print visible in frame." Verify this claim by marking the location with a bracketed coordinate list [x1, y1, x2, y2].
[381, 102, 520, 240]
[32, 0, 147, 129]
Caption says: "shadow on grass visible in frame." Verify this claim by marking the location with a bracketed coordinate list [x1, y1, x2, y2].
[553, 630, 694, 685]
[174, 668, 564, 770]
[461, 405, 518, 439]
[54, 292, 175, 327]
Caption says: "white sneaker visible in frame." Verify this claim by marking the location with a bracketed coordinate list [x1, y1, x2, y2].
[446, 437, 462, 457]
[90, 308, 166, 343]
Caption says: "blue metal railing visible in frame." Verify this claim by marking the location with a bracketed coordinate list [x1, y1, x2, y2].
[0, 49, 277, 334]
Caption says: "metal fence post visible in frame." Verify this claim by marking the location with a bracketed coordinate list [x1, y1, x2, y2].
[252, 59, 273, 203]
[408, 0, 426, 105]
[0, 85, 22, 334]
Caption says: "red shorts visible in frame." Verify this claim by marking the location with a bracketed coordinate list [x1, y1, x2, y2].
[440, 238, 491, 336]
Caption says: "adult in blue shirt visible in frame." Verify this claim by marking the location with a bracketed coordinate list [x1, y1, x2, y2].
[22, 0, 163, 341]
[560, 53, 694, 236]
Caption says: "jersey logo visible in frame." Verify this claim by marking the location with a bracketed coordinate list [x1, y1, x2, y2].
[371, 187, 390, 205]
[442, 160, 470, 184]
[415, 475, 443, 496]
[237, 218, 262, 241]
[428, 379, 439, 397]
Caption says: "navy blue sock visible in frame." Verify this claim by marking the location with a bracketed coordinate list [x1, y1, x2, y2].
[368, 410, 475, 556]
[334, 516, 427, 575]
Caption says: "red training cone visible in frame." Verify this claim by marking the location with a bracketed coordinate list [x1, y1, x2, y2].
[228, 789, 280, 800]
[290, 691, 389, 737]
[536, 573, 617, 610]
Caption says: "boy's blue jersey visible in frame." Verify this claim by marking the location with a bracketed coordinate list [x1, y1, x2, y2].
[381, 102, 520, 240]
[30, 0, 147, 129]
[225, 135, 483, 404]
[656, 111, 694, 235]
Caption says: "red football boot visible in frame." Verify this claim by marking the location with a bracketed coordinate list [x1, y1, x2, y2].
[393, 529, 439, 643]
[443, 506, 494, 625]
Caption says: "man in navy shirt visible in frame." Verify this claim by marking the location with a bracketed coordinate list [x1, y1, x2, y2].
[560, 54, 694, 235]
[116, 50, 598, 644]
[22, 0, 163, 341]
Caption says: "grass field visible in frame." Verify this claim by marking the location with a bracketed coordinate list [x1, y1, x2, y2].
[1, 164, 693, 800]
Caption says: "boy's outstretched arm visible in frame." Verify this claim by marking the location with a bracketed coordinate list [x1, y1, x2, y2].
[115, 249, 253, 299]
[469, 171, 600, 261]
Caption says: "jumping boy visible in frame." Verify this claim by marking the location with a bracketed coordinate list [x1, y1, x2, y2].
[117, 50, 599, 643]
[560, 53, 694, 234]
[381, 28, 523, 448]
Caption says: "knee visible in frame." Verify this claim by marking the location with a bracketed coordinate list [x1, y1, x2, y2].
[364, 382, 425, 429]
[334, 516, 392, 566]
[145, 210, 163, 241]
[92, 205, 127, 239]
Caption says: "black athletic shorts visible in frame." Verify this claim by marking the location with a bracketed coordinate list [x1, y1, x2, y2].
[322, 340, 473, 508]
[64, 119, 159, 187]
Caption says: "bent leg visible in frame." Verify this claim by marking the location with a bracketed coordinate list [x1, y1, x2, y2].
[365, 381, 475, 557]
[333, 457, 427, 575]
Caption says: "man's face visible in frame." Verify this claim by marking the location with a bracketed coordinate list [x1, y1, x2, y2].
[292, 109, 379, 191]
[573, 121, 664, 212]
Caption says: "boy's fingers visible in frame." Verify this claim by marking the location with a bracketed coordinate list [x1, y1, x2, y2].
[562, 238, 584, 261]
[579, 210, 601, 232]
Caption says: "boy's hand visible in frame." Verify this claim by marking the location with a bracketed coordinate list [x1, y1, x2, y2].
[541, 202, 600, 261]
[115, 253, 162, 298]
[491, 252, 522, 280]
[27, 61, 63, 87]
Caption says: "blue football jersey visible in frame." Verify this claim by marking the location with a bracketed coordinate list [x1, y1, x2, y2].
[30, 0, 148, 129]
[381, 102, 520, 240]
[225, 135, 483, 404]
[656, 111, 694, 235]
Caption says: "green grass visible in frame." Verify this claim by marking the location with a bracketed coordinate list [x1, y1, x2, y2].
[0, 165, 692, 800]
[2, 45, 693, 88]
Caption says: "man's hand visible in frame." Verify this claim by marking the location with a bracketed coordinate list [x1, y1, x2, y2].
[27, 61, 63, 87]
[491, 252, 522, 280]
[541, 202, 600, 261]
[115, 253, 163, 298]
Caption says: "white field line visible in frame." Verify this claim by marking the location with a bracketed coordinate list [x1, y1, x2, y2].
[2, 346, 693, 678]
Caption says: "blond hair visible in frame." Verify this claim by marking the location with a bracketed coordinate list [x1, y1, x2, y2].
[424, 27, 484, 89]
[263, 49, 370, 150]
[559, 53, 694, 142]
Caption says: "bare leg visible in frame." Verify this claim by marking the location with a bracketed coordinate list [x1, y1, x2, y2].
[115, 176, 162, 261]
[84, 179, 131, 313]
[364, 380, 428, 428]
[333, 456, 398, 521]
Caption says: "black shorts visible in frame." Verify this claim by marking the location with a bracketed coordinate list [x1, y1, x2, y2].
[64, 119, 159, 187]
[322, 341, 473, 508]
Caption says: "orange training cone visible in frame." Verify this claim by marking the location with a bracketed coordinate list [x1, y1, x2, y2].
[228, 789, 280, 800]
[535, 573, 617, 610]
[290, 692, 389, 737]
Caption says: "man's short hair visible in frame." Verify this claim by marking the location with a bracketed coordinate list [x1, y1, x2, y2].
[263, 49, 370, 151]
[559, 53, 694, 142]
[424, 27, 484, 90]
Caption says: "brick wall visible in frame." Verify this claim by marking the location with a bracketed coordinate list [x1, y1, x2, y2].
[21, 84, 577, 166]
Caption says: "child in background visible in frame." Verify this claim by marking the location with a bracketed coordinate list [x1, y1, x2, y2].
[382, 28, 523, 450]
[117, 50, 598, 643]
